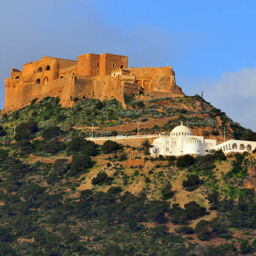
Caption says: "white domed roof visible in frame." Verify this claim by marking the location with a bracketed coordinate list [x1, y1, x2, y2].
[170, 122, 193, 136]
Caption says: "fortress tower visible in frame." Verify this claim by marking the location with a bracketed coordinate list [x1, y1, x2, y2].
[4, 52, 183, 112]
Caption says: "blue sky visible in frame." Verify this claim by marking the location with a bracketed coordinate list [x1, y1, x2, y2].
[1, 0, 256, 130]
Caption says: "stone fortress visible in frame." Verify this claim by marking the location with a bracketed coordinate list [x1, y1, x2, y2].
[4, 52, 184, 112]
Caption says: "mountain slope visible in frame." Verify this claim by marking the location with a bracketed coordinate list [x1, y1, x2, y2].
[0, 96, 255, 255]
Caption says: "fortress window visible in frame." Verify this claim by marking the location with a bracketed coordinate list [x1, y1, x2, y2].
[120, 65, 124, 68]
[15, 76, 20, 79]
[113, 63, 115, 67]
[97, 63, 99, 67]
[36, 78, 40, 85]
[43, 77, 48, 85]
[46, 65, 51, 71]
[37, 67, 42, 73]
[60, 76, 64, 79]
[97, 70, 100, 74]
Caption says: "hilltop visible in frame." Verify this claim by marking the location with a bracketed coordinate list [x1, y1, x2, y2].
[0, 95, 255, 255]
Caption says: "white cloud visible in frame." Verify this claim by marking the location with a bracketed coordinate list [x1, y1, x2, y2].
[205, 67, 256, 131]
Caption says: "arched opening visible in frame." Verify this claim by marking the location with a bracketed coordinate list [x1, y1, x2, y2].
[97, 63, 99, 67]
[120, 65, 124, 68]
[35, 78, 40, 85]
[15, 76, 20, 79]
[43, 77, 48, 85]
[46, 65, 50, 71]
[232, 143, 237, 150]
[240, 144, 245, 150]
[97, 70, 100, 75]
[60, 76, 64, 79]
[37, 67, 42, 73]
[246, 144, 252, 151]
[112, 63, 115, 68]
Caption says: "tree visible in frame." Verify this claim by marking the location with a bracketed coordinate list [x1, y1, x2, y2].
[101, 140, 122, 154]
[195, 220, 211, 241]
[214, 150, 226, 161]
[68, 137, 97, 156]
[14, 120, 38, 141]
[176, 155, 194, 168]
[70, 154, 93, 176]
[0, 149, 8, 161]
[0, 126, 6, 137]
[142, 140, 151, 154]
[183, 174, 201, 191]
[161, 183, 174, 200]
[92, 172, 113, 186]
[42, 126, 62, 141]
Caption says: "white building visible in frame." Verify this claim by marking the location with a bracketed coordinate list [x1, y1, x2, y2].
[150, 123, 256, 157]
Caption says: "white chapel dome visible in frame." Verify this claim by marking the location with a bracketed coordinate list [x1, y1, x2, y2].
[170, 122, 193, 137]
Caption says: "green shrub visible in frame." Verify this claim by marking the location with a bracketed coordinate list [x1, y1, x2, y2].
[42, 126, 62, 140]
[240, 239, 254, 254]
[184, 201, 207, 219]
[92, 172, 113, 186]
[161, 183, 174, 200]
[167, 156, 176, 166]
[14, 120, 38, 141]
[176, 226, 194, 234]
[213, 150, 226, 161]
[195, 220, 211, 241]
[0, 149, 8, 161]
[207, 191, 220, 210]
[211, 130, 219, 136]
[169, 202, 207, 224]
[176, 155, 194, 168]
[0, 126, 6, 137]
[70, 154, 93, 176]
[108, 186, 122, 195]
[101, 140, 122, 154]
[44, 140, 66, 154]
[183, 174, 201, 191]
[68, 137, 97, 156]
[14, 139, 33, 155]
[118, 153, 127, 161]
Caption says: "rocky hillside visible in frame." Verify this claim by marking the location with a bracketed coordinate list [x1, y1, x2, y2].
[0, 96, 255, 255]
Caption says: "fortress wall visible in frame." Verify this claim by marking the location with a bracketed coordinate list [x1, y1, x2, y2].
[62, 75, 126, 108]
[4, 77, 73, 111]
[57, 59, 77, 69]
[11, 69, 22, 80]
[77, 53, 100, 76]
[59, 65, 77, 77]
[123, 82, 141, 96]
[92, 76, 126, 107]
[71, 76, 94, 99]
[128, 66, 176, 91]
[100, 54, 128, 75]
[22, 59, 59, 83]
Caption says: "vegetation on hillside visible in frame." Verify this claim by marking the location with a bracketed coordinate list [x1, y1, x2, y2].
[0, 96, 255, 255]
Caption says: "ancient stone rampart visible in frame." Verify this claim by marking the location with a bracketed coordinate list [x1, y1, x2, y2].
[4, 52, 184, 112]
